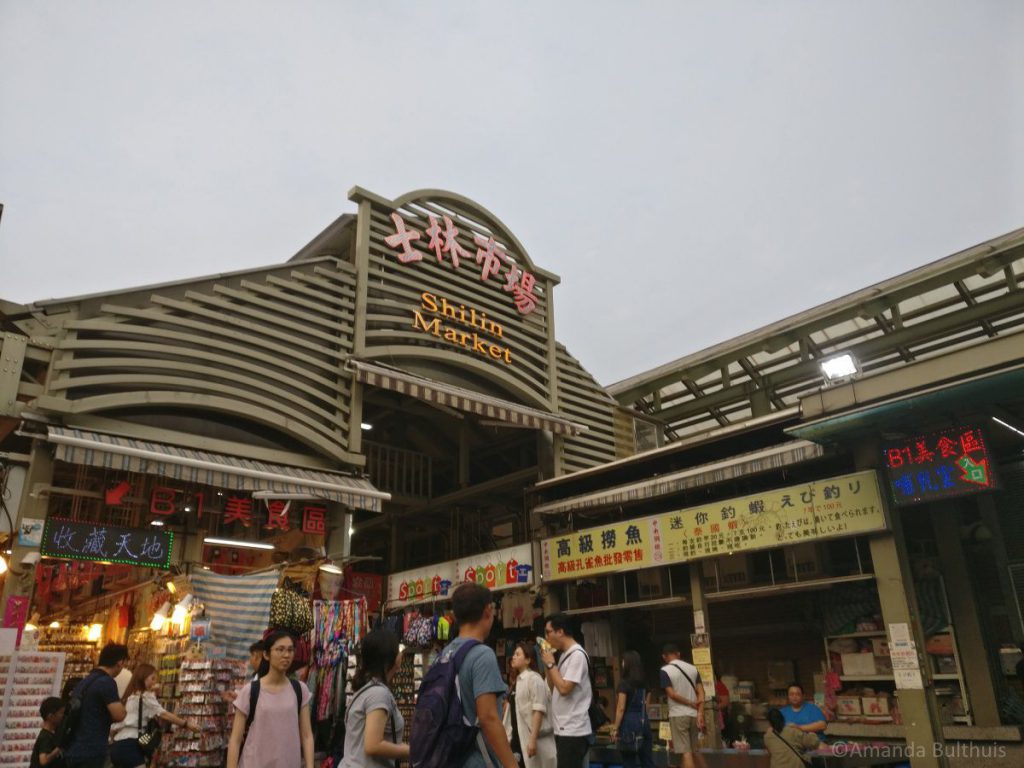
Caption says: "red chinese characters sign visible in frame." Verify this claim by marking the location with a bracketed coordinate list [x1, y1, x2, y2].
[385, 212, 539, 315]
[882, 426, 997, 505]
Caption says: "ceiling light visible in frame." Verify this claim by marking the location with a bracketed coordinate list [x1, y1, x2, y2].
[348, 525, 355, 537]
[24, 612, 40, 633]
[0, 556, 7, 575]
[49, 620, 61, 629]
[150, 520, 165, 527]
[820, 353, 859, 382]
[203, 537, 275, 551]
[360, 422, 373, 430]
[319, 560, 343, 575]
[165, 580, 176, 594]
[87, 622, 103, 642]
[992, 416, 1024, 439]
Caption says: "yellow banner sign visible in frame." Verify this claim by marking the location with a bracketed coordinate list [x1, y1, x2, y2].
[659, 470, 887, 564]
[540, 519, 657, 581]
[540, 470, 887, 581]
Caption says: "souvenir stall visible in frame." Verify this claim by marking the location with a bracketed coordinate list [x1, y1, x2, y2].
[383, 543, 539, 736]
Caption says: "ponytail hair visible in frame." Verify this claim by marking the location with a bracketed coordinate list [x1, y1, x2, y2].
[353, 628, 400, 690]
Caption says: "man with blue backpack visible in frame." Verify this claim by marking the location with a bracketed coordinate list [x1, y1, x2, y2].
[410, 582, 520, 768]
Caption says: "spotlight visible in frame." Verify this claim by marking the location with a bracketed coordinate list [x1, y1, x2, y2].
[820, 353, 859, 383]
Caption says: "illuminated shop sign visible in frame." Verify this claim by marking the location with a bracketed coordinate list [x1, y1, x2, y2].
[41, 518, 174, 569]
[541, 470, 888, 581]
[386, 213, 538, 316]
[882, 426, 997, 505]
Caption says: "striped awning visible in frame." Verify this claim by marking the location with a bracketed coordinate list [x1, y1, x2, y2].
[47, 426, 389, 512]
[533, 440, 826, 516]
[349, 360, 586, 436]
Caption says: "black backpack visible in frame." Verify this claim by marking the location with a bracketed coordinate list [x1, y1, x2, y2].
[58, 671, 103, 748]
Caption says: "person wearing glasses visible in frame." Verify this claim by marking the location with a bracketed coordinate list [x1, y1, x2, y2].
[226, 630, 314, 768]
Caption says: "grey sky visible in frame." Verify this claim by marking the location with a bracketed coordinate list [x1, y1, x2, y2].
[2, 1, 1022, 386]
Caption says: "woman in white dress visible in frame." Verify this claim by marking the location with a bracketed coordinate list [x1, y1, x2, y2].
[509, 643, 556, 768]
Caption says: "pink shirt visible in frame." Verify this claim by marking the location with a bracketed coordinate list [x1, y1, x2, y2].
[234, 680, 311, 768]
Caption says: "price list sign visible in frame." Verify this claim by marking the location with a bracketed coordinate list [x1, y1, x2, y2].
[882, 426, 997, 506]
[41, 518, 174, 569]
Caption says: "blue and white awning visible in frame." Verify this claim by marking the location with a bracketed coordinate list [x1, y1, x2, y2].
[47, 426, 388, 512]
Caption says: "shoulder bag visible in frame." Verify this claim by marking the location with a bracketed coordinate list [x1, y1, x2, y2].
[136, 694, 163, 758]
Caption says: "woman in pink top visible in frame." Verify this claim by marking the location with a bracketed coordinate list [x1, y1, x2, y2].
[226, 630, 314, 768]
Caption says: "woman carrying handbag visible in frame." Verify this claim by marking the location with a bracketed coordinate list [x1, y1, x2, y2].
[110, 664, 199, 768]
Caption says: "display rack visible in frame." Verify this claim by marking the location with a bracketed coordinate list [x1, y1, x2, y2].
[392, 650, 417, 743]
[0, 651, 66, 764]
[160, 656, 247, 767]
[37, 627, 96, 690]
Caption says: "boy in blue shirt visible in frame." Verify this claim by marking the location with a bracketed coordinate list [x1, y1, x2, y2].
[780, 683, 827, 741]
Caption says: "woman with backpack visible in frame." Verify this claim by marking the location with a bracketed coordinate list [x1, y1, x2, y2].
[609, 651, 654, 768]
[339, 628, 409, 768]
[507, 643, 555, 768]
[109, 663, 199, 768]
[227, 630, 314, 768]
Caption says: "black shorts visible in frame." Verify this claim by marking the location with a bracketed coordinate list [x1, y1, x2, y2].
[109, 738, 146, 768]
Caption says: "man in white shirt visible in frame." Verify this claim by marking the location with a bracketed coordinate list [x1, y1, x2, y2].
[660, 643, 704, 768]
[539, 612, 592, 768]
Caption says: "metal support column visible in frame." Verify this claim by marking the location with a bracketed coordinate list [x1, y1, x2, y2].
[931, 503, 1000, 725]
[870, 527, 947, 768]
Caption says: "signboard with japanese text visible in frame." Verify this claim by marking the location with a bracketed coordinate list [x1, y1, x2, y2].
[540, 471, 888, 581]
[658, 470, 887, 563]
[540, 519, 658, 581]
[387, 543, 535, 608]
[41, 518, 174, 569]
[882, 426, 997, 505]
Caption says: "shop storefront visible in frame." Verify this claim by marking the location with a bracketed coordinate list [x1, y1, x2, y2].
[0, 186, 621, 761]
[380, 543, 539, 742]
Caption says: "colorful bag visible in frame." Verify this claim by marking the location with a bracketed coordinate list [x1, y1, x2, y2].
[270, 587, 314, 633]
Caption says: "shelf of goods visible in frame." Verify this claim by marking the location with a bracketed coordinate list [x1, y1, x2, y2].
[825, 621, 971, 726]
[159, 657, 248, 767]
[37, 629, 97, 689]
[0, 652, 65, 764]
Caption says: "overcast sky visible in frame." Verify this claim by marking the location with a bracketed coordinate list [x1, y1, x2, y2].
[2, 1, 1022, 386]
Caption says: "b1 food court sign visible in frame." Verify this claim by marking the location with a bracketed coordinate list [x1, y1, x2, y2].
[541, 470, 888, 581]
[387, 543, 535, 607]
[882, 426, 997, 505]
[41, 518, 174, 569]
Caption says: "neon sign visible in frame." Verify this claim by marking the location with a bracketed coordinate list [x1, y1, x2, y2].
[882, 426, 997, 505]
[41, 517, 174, 569]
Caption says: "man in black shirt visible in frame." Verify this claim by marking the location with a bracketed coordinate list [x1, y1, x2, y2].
[30, 697, 66, 768]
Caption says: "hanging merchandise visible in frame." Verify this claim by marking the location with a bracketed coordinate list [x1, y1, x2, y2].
[270, 582, 314, 634]
[309, 598, 368, 724]
[403, 611, 434, 647]
[0, 652, 65, 762]
[160, 652, 248, 768]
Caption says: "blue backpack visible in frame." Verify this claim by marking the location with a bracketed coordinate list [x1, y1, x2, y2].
[409, 639, 482, 768]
